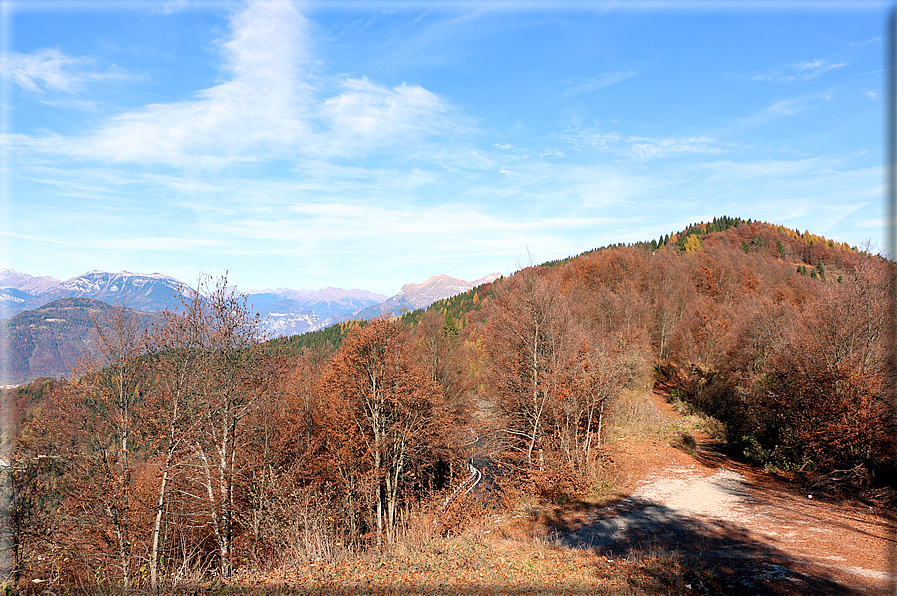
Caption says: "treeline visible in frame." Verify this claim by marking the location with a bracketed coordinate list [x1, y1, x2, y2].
[3, 218, 892, 591]
[282, 278, 500, 352]
[267, 317, 369, 352]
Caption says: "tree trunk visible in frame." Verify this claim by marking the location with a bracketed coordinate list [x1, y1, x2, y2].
[150, 461, 170, 590]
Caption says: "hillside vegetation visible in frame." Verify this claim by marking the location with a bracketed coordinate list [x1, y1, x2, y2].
[0, 298, 160, 385]
[3, 218, 891, 593]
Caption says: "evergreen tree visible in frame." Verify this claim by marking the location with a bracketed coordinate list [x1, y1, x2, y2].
[442, 313, 460, 338]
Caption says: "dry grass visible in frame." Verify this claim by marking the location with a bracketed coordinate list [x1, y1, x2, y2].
[221, 530, 712, 595]
[609, 384, 726, 448]
[604, 389, 669, 442]
[44, 516, 727, 595]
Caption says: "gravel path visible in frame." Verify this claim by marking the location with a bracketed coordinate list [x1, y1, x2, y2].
[545, 389, 897, 595]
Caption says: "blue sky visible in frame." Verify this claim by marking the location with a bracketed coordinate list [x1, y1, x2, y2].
[0, 0, 888, 295]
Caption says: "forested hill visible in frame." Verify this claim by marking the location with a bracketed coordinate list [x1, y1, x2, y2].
[282, 216, 871, 351]
[276, 215, 889, 474]
[0, 298, 160, 385]
[540, 215, 861, 268]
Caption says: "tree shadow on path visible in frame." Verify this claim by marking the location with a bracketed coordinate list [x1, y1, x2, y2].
[544, 494, 880, 595]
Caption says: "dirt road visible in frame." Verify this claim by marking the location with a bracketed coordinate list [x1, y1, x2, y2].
[543, 389, 896, 595]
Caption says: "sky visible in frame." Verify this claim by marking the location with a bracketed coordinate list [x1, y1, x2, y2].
[0, 0, 889, 295]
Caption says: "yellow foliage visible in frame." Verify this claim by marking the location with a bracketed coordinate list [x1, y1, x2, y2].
[683, 234, 703, 254]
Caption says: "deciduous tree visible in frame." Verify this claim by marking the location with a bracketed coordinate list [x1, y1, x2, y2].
[485, 269, 574, 469]
[317, 318, 456, 545]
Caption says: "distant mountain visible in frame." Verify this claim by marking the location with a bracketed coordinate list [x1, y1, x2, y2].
[0, 268, 497, 349]
[38, 271, 190, 311]
[0, 269, 60, 295]
[397, 274, 500, 309]
[1, 270, 190, 318]
[0, 283, 383, 383]
[329, 273, 501, 325]
[0, 298, 160, 386]
[0, 288, 31, 311]
[247, 287, 387, 337]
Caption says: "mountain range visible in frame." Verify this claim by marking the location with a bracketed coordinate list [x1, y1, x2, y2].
[0, 270, 188, 317]
[0, 269, 499, 385]
[244, 287, 388, 337]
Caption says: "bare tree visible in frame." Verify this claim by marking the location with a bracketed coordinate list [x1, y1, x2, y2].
[559, 340, 628, 469]
[485, 269, 574, 469]
[175, 274, 265, 578]
[20, 304, 151, 588]
[88, 304, 147, 589]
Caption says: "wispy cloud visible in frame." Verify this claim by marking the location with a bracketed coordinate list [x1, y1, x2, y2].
[92, 236, 227, 251]
[0, 48, 134, 95]
[155, 0, 190, 15]
[561, 71, 636, 97]
[555, 129, 622, 153]
[734, 91, 834, 130]
[555, 127, 724, 159]
[745, 58, 847, 83]
[628, 136, 723, 159]
[848, 37, 880, 48]
[317, 77, 461, 156]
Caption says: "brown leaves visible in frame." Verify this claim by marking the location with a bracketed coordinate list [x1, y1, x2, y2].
[316, 318, 462, 545]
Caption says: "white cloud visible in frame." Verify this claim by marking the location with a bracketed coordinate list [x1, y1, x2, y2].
[561, 71, 636, 97]
[730, 91, 834, 131]
[93, 236, 227, 251]
[628, 136, 723, 159]
[156, 0, 190, 15]
[746, 59, 847, 83]
[195, 197, 622, 259]
[317, 77, 456, 156]
[12, 0, 463, 167]
[865, 90, 879, 99]
[555, 129, 621, 153]
[848, 37, 880, 48]
[0, 48, 133, 95]
[555, 127, 724, 159]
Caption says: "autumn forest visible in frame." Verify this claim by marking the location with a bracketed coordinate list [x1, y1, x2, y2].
[3, 217, 893, 592]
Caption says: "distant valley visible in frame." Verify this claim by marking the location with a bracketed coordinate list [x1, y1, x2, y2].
[0, 268, 499, 385]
